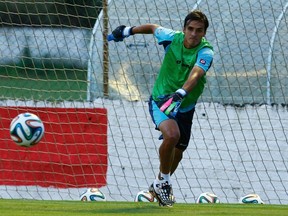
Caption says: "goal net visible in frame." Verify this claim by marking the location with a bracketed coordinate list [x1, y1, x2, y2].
[0, 0, 287, 204]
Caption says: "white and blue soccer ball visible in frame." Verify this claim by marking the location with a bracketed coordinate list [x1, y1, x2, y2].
[196, 192, 220, 203]
[10, 112, 45, 147]
[134, 190, 156, 202]
[239, 193, 264, 204]
[80, 188, 106, 201]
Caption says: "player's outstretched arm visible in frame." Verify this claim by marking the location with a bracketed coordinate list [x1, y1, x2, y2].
[107, 24, 159, 42]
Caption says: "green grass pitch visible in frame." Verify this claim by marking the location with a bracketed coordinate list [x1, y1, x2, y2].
[0, 65, 87, 101]
[0, 199, 288, 216]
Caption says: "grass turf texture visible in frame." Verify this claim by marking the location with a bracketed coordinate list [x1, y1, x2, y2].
[0, 200, 288, 216]
[0, 64, 87, 101]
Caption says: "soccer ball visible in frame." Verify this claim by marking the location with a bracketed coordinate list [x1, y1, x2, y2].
[239, 193, 264, 204]
[196, 192, 220, 203]
[10, 112, 45, 147]
[134, 190, 156, 202]
[80, 188, 106, 201]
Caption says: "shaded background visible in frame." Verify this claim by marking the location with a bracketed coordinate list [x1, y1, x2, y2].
[0, 0, 102, 28]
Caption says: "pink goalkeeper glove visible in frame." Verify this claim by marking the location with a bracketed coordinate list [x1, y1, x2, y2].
[159, 89, 187, 117]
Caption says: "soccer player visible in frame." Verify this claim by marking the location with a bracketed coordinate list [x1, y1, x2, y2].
[108, 10, 214, 206]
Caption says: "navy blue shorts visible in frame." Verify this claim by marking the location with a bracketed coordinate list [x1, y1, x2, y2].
[148, 97, 195, 151]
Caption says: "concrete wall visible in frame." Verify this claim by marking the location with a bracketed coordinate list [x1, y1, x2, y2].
[88, 0, 288, 104]
[0, 28, 91, 68]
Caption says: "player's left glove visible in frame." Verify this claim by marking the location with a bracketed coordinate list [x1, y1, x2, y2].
[107, 25, 135, 42]
[158, 88, 187, 117]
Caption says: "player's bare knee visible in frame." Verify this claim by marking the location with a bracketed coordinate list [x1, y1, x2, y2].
[163, 131, 180, 144]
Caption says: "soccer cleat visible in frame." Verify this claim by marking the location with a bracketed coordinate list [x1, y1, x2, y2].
[149, 180, 175, 207]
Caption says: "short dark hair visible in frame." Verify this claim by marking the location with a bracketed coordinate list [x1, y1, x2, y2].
[184, 10, 209, 31]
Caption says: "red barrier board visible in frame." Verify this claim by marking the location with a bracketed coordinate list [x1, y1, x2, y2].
[0, 107, 107, 188]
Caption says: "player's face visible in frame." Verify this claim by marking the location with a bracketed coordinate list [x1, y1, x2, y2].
[183, 20, 206, 48]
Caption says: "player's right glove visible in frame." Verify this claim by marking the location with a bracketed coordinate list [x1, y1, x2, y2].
[107, 25, 135, 42]
[158, 88, 187, 117]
